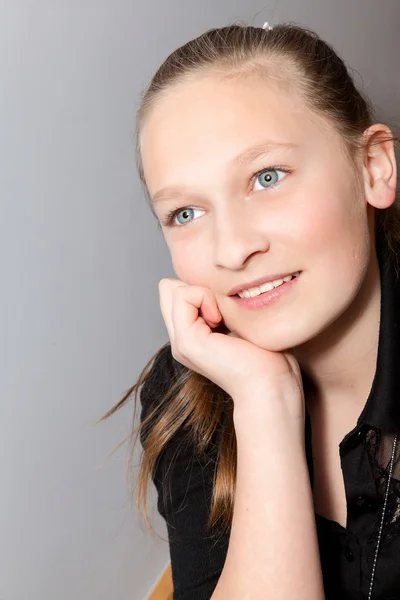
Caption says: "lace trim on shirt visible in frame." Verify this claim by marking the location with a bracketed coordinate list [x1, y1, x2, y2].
[366, 428, 400, 545]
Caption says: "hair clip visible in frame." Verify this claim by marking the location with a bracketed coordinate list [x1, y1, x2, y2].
[262, 21, 273, 30]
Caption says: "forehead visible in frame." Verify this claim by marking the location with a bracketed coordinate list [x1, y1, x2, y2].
[140, 72, 336, 194]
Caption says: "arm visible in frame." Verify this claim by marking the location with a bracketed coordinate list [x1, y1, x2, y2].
[211, 388, 325, 600]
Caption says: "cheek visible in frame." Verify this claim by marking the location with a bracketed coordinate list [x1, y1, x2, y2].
[295, 182, 363, 252]
[299, 191, 369, 293]
[171, 246, 212, 286]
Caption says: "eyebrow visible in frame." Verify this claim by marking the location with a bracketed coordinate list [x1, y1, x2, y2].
[150, 140, 298, 206]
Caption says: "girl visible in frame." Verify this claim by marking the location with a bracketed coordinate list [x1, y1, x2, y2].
[98, 22, 400, 599]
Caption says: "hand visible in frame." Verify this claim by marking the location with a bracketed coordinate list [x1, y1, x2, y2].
[158, 278, 305, 427]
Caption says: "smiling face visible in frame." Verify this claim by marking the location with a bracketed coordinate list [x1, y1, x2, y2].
[140, 71, 374, 352]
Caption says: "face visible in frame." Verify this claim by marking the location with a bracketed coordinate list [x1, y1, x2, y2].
[140, 72, 373, 352]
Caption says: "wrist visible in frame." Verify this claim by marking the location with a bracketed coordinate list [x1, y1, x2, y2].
[232, 386, 306, 448]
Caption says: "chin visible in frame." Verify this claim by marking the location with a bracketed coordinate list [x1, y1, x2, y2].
[234, 326, 298, 353]
[244, 314, 325, 353]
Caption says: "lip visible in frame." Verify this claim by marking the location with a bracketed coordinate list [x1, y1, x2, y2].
[231, 271, 301, 309]
[227, 271, 301, 296]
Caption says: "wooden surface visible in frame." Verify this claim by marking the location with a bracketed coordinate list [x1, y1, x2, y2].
[147, 563, 173, 600]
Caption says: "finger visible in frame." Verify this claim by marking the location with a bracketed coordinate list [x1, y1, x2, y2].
[202, 315, 222, 329]
[171, 285, 220, 356]
[199, 302, 222, 327]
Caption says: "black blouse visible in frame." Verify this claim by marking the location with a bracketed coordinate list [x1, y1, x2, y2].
[140, 229, 400, 600]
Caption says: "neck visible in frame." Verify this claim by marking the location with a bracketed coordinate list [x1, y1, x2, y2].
[292, 248, 381, 417]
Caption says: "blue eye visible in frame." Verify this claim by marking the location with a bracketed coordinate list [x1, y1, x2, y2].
[253, 167, 288, 192]
[164, 207, 205, 227]
[175, 208, 193, 225]
[162, 165, 291, 227]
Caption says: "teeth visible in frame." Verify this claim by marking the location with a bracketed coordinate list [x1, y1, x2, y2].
[238, 271, 300, 299]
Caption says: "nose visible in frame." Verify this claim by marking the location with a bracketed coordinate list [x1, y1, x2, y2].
[212, 210, 270, 269]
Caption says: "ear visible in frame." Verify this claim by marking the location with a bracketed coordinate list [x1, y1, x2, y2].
[361, 123, 398, 211]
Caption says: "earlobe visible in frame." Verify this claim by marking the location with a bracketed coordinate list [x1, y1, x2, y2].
[372, 177, 393, 209]
[362, 124, 398, 210]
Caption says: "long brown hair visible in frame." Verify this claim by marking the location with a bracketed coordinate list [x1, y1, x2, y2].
[96, 22, 400, 540]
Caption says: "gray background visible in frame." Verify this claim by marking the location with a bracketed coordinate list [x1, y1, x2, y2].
[1, 1, 399, 599]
